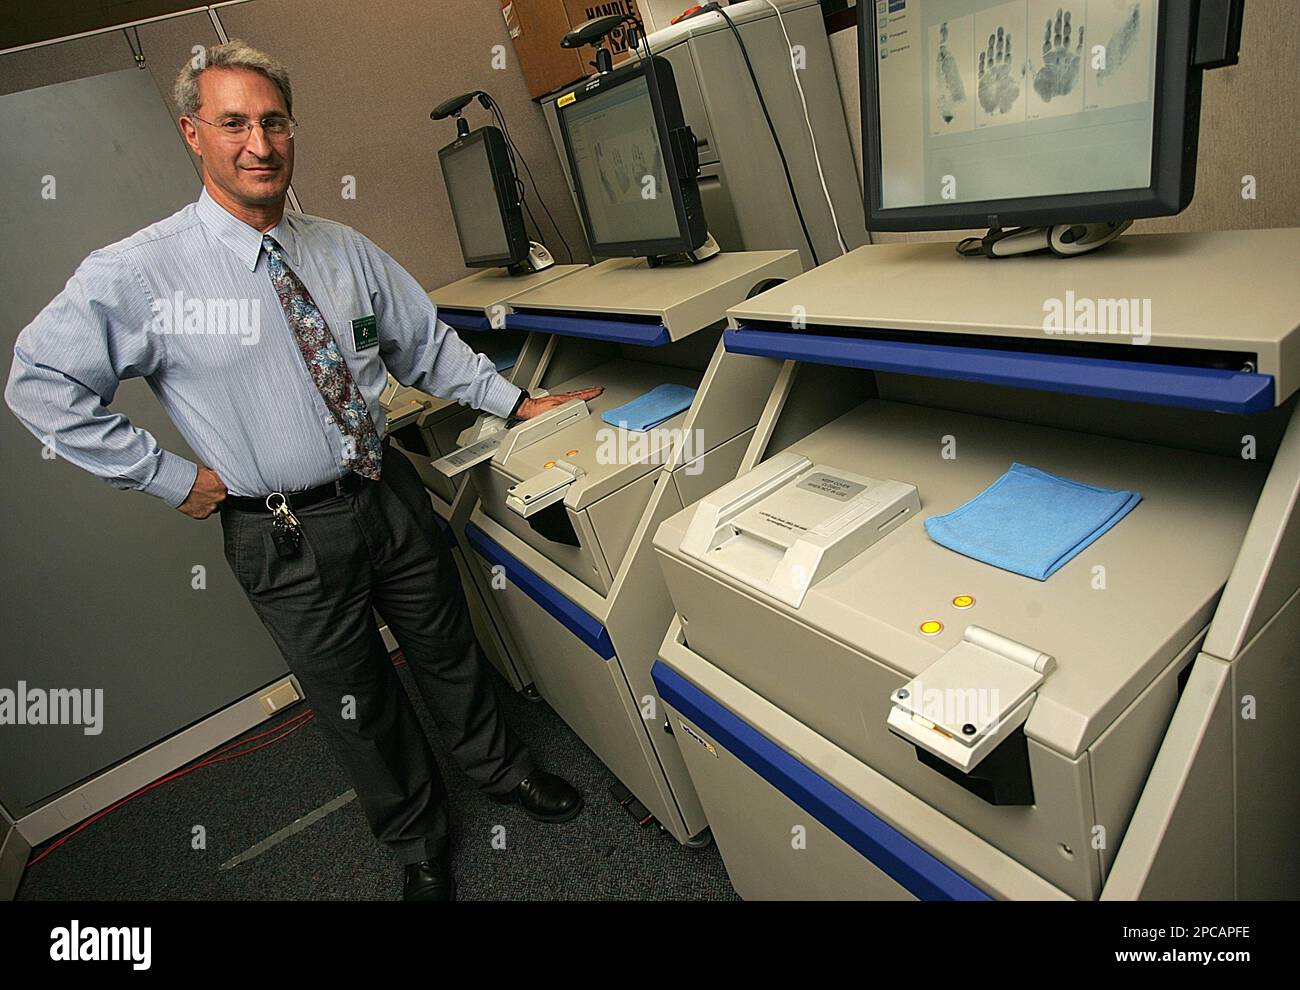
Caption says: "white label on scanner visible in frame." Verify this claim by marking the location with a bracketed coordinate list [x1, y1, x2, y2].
[446, 437, 500, 468]
[797, 472, 866, 502]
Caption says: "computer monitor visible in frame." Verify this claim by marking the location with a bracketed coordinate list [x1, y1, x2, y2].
[860, 1, 1202, 233]
[438, 125, 530, 268]
[555, 55, 710, 260]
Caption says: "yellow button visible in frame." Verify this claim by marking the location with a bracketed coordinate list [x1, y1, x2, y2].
[952, 595, 975, 609]
[566, 449, 579, 456]
[544, 460, 556, 469]
[919, 620, 943, 636]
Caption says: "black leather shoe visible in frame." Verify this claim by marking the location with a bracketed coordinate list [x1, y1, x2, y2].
[402, 856, 456, 901]
[496, 771, 583, 823]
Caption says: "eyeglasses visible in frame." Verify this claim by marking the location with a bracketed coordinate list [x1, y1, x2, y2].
[190, 114, 298, 141]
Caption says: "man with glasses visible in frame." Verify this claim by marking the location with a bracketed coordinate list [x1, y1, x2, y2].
[6, 40, 599, 901]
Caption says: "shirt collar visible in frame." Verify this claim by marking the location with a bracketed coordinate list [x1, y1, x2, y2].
[196, 187, 299, 272]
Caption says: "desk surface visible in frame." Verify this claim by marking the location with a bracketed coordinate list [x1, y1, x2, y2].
[728, 229, 1300, 403]
[507, 251, 802, 339]
[428, 264, 586, 315]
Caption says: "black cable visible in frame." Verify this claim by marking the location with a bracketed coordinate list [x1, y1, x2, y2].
[483, 95, 574, 264]
[123, 26, 146, 68]
[521, 197, 545, 245]
[710, 4, 819, 267]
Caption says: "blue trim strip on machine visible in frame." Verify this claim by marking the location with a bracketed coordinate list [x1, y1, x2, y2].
[651, 660, 991, 901]
[724, 325, 1274, 415]
[437, 308, 496, 334]
[464, 522, 615, 659]
[506, 311, 671, 346]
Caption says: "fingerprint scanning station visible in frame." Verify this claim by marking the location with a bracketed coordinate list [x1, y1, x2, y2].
[651, 226, 1300, 899]
[445, 245, 798, 843]
[383, 92, 586, 514]
[428, 35, 801, 843]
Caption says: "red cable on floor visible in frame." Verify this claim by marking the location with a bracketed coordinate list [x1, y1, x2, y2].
[27, 708, 313, 866]
[28, 646, 407, 867]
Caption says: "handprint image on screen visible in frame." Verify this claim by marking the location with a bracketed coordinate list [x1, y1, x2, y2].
[930, 17, 975, 135]
[974, 2, 1028, 126]
[593, 128, 664, 206]
[876, 0, 1158, 209]
[565, 75, 677, 246]
[1026, 0, 1086, 118]
[1086, 0, 1155, 109]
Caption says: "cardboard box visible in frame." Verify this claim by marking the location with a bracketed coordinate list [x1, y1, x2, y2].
[501, 0, 649, 100]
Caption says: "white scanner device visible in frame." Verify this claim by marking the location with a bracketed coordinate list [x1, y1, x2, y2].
[681, 451, 920, 608]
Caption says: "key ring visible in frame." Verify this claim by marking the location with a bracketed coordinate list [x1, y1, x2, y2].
[266, 492, 286, 512]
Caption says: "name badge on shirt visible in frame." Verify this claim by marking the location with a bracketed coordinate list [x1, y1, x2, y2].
[351, 314, 379, 351]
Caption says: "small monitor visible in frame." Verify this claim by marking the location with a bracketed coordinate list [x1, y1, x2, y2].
[438, 126, 529, 268]
[555, 56, 709, 259]
[861, 1, 1201, 231]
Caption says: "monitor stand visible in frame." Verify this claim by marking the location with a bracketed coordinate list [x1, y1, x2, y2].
[959, 221, 1132, 259]
[507, 241, 556, 276]
[645, 232, 721, 268]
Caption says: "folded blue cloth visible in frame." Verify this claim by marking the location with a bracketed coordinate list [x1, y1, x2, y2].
[924, 463, 1141, 581]
[600, 383, 697, 432]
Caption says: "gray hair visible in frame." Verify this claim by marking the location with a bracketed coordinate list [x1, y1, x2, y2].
[173, 40, 293, 118]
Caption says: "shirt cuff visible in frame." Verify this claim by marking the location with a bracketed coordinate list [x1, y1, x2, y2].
[509, 388, 529, 418]
[481, 373, 525, 420]
[142, 450, 200, 509]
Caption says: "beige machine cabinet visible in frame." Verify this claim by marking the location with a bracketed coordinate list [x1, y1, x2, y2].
[382, 266, 584, 515]
[453, 251, 801, 843]
[651, 229, 1300, 899]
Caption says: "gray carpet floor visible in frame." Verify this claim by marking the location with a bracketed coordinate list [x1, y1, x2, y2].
[16, 660, 738, 901]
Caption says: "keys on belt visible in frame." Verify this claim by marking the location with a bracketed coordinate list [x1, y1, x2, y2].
[223, 465, 385, 558]
[267, 493, 303, 558]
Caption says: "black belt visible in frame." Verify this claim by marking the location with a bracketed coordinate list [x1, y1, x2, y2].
[224, 471, 376, 513]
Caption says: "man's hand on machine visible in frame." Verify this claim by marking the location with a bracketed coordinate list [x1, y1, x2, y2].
[179, 464, 228, 519]
[516, 386, 604, 420]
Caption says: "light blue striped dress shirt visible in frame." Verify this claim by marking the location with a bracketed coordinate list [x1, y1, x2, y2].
[5, 188, 522, 507]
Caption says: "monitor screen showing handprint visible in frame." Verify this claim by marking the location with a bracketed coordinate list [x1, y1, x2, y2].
[866, 0, 1175, 225]
[563, 73, 678, 247]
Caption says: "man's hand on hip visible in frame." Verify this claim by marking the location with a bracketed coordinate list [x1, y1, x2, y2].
[516, 386, 604, 421]
[179, 464, 228, 519]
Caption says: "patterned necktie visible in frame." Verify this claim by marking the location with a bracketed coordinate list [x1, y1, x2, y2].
[263, 234, 383, 481]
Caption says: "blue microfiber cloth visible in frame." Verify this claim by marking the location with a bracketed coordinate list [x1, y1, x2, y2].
[924, 463, 1141, 581]
[601, 383, 697, 432]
